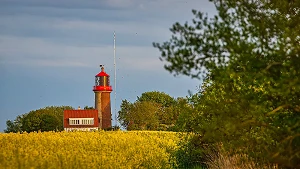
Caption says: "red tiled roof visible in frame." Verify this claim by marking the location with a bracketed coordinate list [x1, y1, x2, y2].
[64, 110, 98, 128]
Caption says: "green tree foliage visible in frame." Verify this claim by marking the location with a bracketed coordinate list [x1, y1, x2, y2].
[154, 0, 300, 168]
[5, 106, 73, 133]
[84, 106, 94, 110]
[118, 99, 133, 129]
[4, 115, 24, 133]
[40, 114, 60, 132]
[127, 101, 161, 130]
[118, 91, 186, 131]
[137, 91, 176, 107]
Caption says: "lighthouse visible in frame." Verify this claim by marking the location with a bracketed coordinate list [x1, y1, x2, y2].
[93, 65, 112, 129]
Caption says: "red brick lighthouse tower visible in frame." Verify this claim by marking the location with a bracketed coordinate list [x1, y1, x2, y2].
[93, 65, 112, 129]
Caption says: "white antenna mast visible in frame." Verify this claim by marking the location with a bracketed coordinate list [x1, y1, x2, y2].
[113, 31, 117, 127]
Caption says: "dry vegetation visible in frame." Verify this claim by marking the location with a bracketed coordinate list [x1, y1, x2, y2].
[205, 148, 278, 169]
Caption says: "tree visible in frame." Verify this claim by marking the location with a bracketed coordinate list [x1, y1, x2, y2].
[127, 101, 160, 130]
[118, 99, 133, 129]
[118, 91, 185, 131]
[40, 114, 60, 132]
[5, 106, 73, 133]
[154, 0, 300, 168]
[84, 106, 94, 110]
[4, 115, 24, 133]
[137, 91, 176, 107]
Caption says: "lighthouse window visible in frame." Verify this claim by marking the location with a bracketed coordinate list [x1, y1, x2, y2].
[95, 78, 98, 86]
[100, 76, 108, 86]
[95, 77, 101, 86]
[95, 76, 109, 86]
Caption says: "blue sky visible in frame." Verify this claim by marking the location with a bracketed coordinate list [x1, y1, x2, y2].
[0, 0, 216, 131]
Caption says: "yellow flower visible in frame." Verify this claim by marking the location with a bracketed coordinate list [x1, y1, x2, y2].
[0, 131, 183, 169]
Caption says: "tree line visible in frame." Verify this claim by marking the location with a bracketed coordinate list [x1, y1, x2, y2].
[5, 106, 92, 133]
[5, 92, 186, 133]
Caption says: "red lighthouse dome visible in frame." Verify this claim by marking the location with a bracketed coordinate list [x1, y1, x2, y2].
[93, 66, 113, 91]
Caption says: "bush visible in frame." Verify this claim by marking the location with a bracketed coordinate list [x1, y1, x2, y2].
[174, 134, 211, 169]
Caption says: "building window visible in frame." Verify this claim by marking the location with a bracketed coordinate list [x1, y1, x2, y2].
[69, 118, 94, 125]
[69, 119, 76, 125]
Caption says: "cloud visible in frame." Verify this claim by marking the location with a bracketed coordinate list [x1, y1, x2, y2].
[103, 0, 138, 9]
[0, 0, 217, 71]
[0, 7, 173, 45]
[50, 19, 170, 38]
[0, 0, 216, 21]
[0, 0, 216, 43]
[0, 0, 187, 11]
[0, 0, 122, 10]
[0, 35, 163, 72]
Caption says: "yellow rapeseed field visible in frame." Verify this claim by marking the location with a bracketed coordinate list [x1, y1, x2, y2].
[0, 131, 183, 169]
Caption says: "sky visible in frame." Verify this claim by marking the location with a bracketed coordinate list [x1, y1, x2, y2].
[0, 0, 217, 131]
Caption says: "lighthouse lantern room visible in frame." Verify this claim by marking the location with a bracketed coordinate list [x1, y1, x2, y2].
[94, 66, 113, 91]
